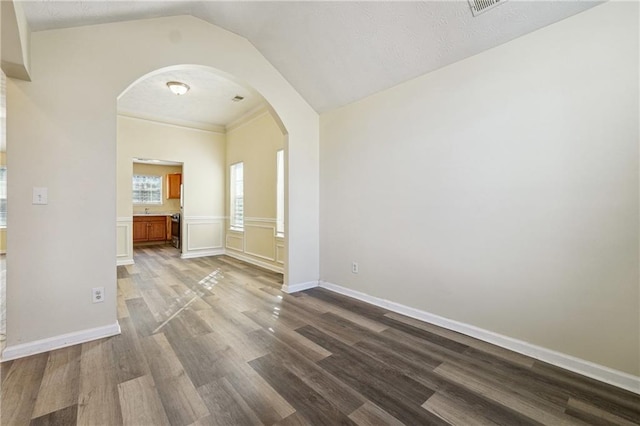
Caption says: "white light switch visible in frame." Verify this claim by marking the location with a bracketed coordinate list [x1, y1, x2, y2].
[32, 187, 48, 205]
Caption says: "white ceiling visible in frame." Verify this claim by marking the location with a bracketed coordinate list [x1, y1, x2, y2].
[21, 0, 602, 115]
[118, 67, 264, 129]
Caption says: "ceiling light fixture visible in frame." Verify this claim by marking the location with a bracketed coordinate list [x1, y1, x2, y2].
[166, 81, 190, 95]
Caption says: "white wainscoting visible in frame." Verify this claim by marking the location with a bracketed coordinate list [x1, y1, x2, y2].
[181, 216, 225, 259]
[225, 217, 284, 273]
[226, 233, 244, 251]
[276, 237, 285, 265]
[116, 217, 134, 266]
[245, 224, 276, 261]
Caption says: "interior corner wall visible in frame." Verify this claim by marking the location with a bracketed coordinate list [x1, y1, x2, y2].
[319, 1, 639, 375]
[225, 110, 286, 272]
[5, 15, 318, 352]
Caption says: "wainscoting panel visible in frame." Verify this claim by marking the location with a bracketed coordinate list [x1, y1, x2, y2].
[276, 238, 285, 265]
[224, 217, 284, 273]
[183, 217, 224, 259]
[116, 218, 133, 266]
[226, 233, 244, 251]
[244, 224, 276, 261]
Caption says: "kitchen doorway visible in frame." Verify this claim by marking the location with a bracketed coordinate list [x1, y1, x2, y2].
[131, 159, 183, 253]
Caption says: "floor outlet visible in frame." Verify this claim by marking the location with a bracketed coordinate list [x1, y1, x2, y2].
[92, 287, 105, 303]
[352, 262, 359, 274]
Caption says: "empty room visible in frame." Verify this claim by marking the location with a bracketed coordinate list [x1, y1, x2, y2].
[0, 0, 638, 425]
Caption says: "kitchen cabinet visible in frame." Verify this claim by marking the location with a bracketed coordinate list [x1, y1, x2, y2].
[133, 216, 168, 243]
[167, 173, 182, 199]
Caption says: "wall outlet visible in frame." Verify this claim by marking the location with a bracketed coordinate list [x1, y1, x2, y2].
[352, 262, 359, 274]
[92, 287, 105, 303]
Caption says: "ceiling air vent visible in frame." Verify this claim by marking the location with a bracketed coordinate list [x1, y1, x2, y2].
[468, 0, 507, 16]
[231, 95, 245, 102]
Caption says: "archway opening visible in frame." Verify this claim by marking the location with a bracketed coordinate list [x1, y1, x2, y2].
[116, 64, 288, 285]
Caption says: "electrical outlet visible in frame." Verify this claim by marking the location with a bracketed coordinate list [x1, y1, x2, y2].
[352, 262, 359, 274]
[92, 287, 105, 303]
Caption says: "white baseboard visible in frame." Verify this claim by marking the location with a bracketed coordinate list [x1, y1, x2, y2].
[224, 250, 284, 274]
[117, 258, 134, 266]
[319, 281, 640, 395]
[283, 280, 319, 294]
[0, 322, 121, 362]
[180, 249, 225, 259]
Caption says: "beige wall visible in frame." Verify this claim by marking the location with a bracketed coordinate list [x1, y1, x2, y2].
[226, 110, 285, 271]
[320, 2, 639, 376]
[5, 15, 318, 353]
[132, 163, 182, 215]
[118, 116, 225, 262]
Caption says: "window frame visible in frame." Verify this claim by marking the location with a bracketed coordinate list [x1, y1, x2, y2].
[229, 162, 244, 231]
[0, 166, 6, 228]
[276, 150, 284, 237]
[132, 174, 163, 205]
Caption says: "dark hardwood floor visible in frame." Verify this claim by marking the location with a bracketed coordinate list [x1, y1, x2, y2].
[1, 245, 638, 425]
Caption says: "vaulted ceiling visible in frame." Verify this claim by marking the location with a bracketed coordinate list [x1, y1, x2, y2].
[21, 0, 601, 121]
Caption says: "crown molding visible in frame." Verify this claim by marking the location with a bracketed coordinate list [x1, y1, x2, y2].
[225, 106, 269, 133]
[117, 111, 226, 133]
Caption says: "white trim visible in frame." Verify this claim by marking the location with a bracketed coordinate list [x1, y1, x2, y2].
[244, 217, 277, 223]
[180, 248, 225, 259]
[183, 216, 226, 221]
[225, 106, 269, 133]
[243, 223, 276, 261]
[275, 243, 285, 265]
[282, 280, 318, 294]
[318, 281, 640, 395]
[1, 322, 121, 362]
[186, 221, 223, 251]
[225, 234, 244, 251]
[118, 112, 226, 133]
[116, 218, 133, 264]
[224, 250, 284, 274]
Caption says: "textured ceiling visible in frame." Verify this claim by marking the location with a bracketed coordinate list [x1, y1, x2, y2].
[21, 1, 602, 113]
[118, 67, 264, 129]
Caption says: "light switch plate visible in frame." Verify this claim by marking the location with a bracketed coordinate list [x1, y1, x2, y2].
[32, 187, 48, 205]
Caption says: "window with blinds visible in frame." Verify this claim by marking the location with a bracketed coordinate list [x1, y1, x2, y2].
[132, 175, 162, 205]
[276, 150, 284, 236]
[230, 162, 244, 229]
[0, 167, 6, 227]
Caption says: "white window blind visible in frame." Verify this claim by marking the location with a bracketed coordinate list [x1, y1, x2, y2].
[276, 150, 284, 236]
[230, 162, 244, 229]
[132, 175, 162, 205]
[0, 167, 6, 227]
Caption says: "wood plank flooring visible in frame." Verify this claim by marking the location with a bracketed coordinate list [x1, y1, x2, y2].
[1, 245, 639, 425]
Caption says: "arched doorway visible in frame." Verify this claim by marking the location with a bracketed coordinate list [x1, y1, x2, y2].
[116, 65, 287, 276]
[3, 15, 318, 358]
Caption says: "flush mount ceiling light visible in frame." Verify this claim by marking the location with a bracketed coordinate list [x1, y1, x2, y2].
[166, 81, 190, 95]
